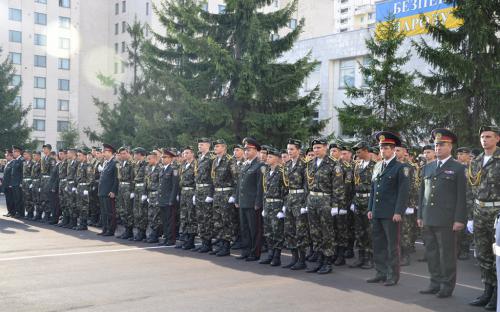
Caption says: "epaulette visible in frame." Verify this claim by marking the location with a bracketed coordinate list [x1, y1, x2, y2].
[342, 160, 352, 168]
[209, 152, 216, 160]
[328, 155, 337, 162]
[225, 154, 233, 160]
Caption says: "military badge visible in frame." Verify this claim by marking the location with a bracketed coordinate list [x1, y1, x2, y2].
[403, 167, 410, 177]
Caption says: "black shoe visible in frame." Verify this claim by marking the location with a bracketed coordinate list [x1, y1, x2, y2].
[419, 287, 440, 295]
[183, 235, 195, 250]
[231, 241, 243, 250]
[317, 256, 332, 274]
[216, 241, 231, 257]
[291, 250, 307, 270]
[270, 249, 281, 267]
[384, 279, 397, 286]
[199, 240, 212, 253]
[245, 255, 259, 262]
[436, 290, 452, 298]
[236, 253, 249, 260]
[103, 232, 114, 237]
[134, 231, 146, 241]
[484, 287, 497, 310]
[306, 253, 324, 273]
[282, 249, 298, 269]
[470, 284, 494, 307]
[344, 248, 354, 259]
[259, 250, 274, 264]
[334, 247, 346, 266]
[361, 253, 374, 269]
[367, 276, 387, 283]
[349, 250, 365, 268]
[307, 251, 318, 262]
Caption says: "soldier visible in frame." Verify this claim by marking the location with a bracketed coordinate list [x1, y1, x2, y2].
[417, 128, 466, 299]
[48, 151, 60, 224]
[467, 126, 500, 310]
[31, 151, 42, 221]
[65, 148, 79, 229]
[116, 147, 135, 239]
[73, 149, 90, 230]
[230, 144, 245, 250]
[349, 141, 376, 269]
[178, 146, 197, 249]
[130, 147, 148, 241]
[422, 144, 436, 163]
[3, 149, 15, 217]
[193, 138, 215, 253]
[56, 150, 69, 227]
[367, 131, 409, 286]
[145, 151, 161, 243]
[210, 139, 237, 256]
[305, 138, 345, 274]
[97, 144, 118, 236]
[281, 150, 290, 164]
[40, 144, 56, 222]
[22, 150, 34, 219]
[336, 145, 355, 264]
[89, 147, 103, 227]
[456, 147, 472, 260]
[158, 148, 179, 246]
[10, 146, 24, 218]
[306, 147, 315, 161]
[259, 147, 287, 266]
[370, 146, 381, 162]
[282, 139, 309, 270]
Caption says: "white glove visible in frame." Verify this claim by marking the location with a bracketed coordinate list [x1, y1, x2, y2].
[331, 207, 339, 216]
[29, 184, 33, 189]
[405, 207, 415, 215]
[98, 165, 104, 172]
[83, 190, 89, 196]
[192, 195, 196, 205]
[130, 193, 135, 199]
[205, 196, 213, 203]
[141, 195, 148, 202]
[176, 195, 179, 201]
[72, 187, 77, 193]
[277, 212, 285, 219]
[350, 203, 356, 212]
[339, 209, 348, 215]
[282, 206, 287, 213]
[467, 220, 474, 234]
[92, 186, 97, 191]
[228, 196, 236, 204]
[300, 207, 308, 214]
[147, 198, 150, 203]
[262, 210, 266, 217]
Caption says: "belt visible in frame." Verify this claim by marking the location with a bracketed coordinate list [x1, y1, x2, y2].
[23, 178, 32, 181]
[120, 182, 131, 185]
[67, 180, 75, 184]
[135, 183, 145, 187]
[60, 179, 67, 182]
[149, 191, 158, 195]
[289, 189, 305, 194]
[309, 191, 330, 197]
[32, 179, 40, 182]
[42, 175, 50, 178]
[356, 193, 370, 198]
[78, 183, 89, 186]
[266, 198, 283, 203]
[215, 187, 233, 192]
[475, 199, 500, 208]
[182, 187, 195, 191]
[196, 183, 210, 188]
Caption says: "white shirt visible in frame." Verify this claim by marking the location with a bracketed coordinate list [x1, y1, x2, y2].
[436, 155, 452, 167]
[185, 162, 191, 170]
[383, 154, 396, 166]
[483, 155, 492, 167]
[361, 160, 370, 169]
[316, 158, 323, 167]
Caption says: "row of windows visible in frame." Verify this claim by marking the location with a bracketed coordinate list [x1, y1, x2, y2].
[33, 119, 70, 132]
[9, 53, 70, 70]
[114, 41, 127, 54]
[9, 31, 71, 49]
[13, 96, 69, 111]
[10, 11, 70, 28]
[34, 0, 70, 7]
[10, 76, 70, 91]
[339, 58, 370, 88]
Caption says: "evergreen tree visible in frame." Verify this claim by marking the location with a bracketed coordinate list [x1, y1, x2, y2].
[413, 0, 500, 146]
[59, 122, 80, 149]
[337, 16, 421, 142]
[0, 48, 31, 150]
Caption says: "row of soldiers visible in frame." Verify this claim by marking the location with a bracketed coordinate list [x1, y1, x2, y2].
[1, 126, 499, 310]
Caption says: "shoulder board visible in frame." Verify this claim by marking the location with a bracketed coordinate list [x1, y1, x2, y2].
[210, 154, 216, 160]
[328, 156, 336, 162]
[303, 157, 312, 163]
[225, 154, 233, 160]
[260, 166, 267, 174]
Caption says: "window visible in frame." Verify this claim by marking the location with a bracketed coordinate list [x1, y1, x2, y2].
[339, 59, 355, 88]
[35, 0, 48, 3]
[201, 3, 208, 11]
[59, 16, 71, 28]
[122, 21, 126, 33]
[340, 18, 348, 24]
[271, 33, 280, 41]
[121, 61, 126, 73]
[218, 5, 226, 13]
[57, 121, 70, 132]
[115, 3, 119, 15]
[58, 99, 69, 111]
[340, 28, 348, 32]
[146, 2, 149, 15]
[59, 37, 70, 50]
[340, 8, 349, 14]
[34, 55, 47, 67]
[34, 12, 47, 25]
[33, 119, 46, 131]
[115, 23, 119, 35]
[13, 96, 21, 106]
[9, 8, 22, 21]
[34, 76, 46, 89]
[273, 0, 279, 8]
[9, 52, 21, 65]
[341, 0, 348, 3]
[113, 85, 118, 95]
[58, 58, 70, 70]
[361, 57, 371, 87]
[59, 0, 70, 8]
[122, 1, 126, 13]
[368, 13, 373, 20]
[121, 41, 126, 53]
[114, 43, 119, 54]
[33, 98, 46, 110]
[289, 19, 297, 30]
[58, 79, 70, 91]
[10, 75, 21, 87]
[9, 30, 22, 43]
[114, 62, 118, 74]
[34, 33, 46, 46]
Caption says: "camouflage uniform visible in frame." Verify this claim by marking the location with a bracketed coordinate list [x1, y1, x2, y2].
[334, 160, 354, 262]
[263, 165, 287, 251]
[117, 159, 135, 230]
[89, 158, 102, 225]
[400, 161, 418, 264]
[31, 160, 42, 218]
[132, 159, 148, 237]
[40, 154, 56, 220]
[467, 148, 500, 287]
[22, 159, 34, 217]
[194, 153, 214, 248]
[230, 158, 245, 242]
[57, 159, 69, 223]
[146, 164, 162, 236]
[75, 160, 90, 228]
[66, 159, 79, 227]
[179, 160, 197, 236]
[457, 162, 473, 259]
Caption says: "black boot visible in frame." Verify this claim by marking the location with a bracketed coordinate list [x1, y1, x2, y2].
[57, 216, 69, 227]
[282, 249, 298, 268]
[307, 250, 318, 262]
[216, 240, 231, 257]
[334, 247, 346, 266]
[133, 230, 146, 241]
[400, 247, 411, 266]
[484, 287, 497, 311]
[306, 253, 324, 273]
[291, 249, 307, 270]
[259, 249, 275, 264]
[77, 218, 88, 230]
[121, 227, 133, 239]
[183, 234, 195, 250]
[70, 217, 78, 230]
[199, 240, 212, 253]
[42, 213, 50, 223]
[318, 256, 333, 274]
[361, 252, 374, 269]
[210, 240, 222, 255]
[344, 247, 354, 259]
[470, 283, 494, 306]
[270, 249, 281, 267]
[146, 230, 159, 243]
[349, 250, 365, 268]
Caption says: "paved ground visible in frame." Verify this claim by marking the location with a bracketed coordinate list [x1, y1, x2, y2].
[0, 199, 482, 312]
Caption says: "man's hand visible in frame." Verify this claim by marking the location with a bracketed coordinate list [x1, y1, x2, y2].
[453, 222, 465, 232]
[109, 192, 115, 198]
[417, 219, 423, 228]
[367, 211, 373, 220]
[235, 203, 239, 208]
[392, 213, 402, 222]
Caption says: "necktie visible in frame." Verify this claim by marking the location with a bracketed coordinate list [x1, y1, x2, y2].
[381, 162, 387, 172]
[437, 161, 442, 169]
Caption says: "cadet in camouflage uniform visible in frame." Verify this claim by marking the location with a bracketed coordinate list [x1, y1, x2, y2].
[56, 150, 69, 227]
[31, 151, 42, 221]
[178, 146, 197, 249]
[116, 147, 135, 239]
[130, 147, 148, 241]
[210, 139, 238, 257]
[456, 147, 473, 260]
[468, 126, 500, 310]
[145, 151, 162, 243]
[349, 141, 376, 269]
[259, 147, 287, 266]
[230, 144, 245, 249]
[74, 149, 90, 230]
[282, 139, 309, 270]
[89, 148, 103, 226]
[306, 138, 345, 274]
[193, 138, 215, 253]
[65, 148, 80, 229]
[22, 150, 34, 219]
[40, 144, 56, 222]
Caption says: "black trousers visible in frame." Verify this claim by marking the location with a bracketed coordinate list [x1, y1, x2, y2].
[240, 207, 262, 257]
[160, 205, 176, 242]
[49, 191, 60, 220]
[99, 196, 114, 233]
[12, 185, 23, 216]
[5, 187, 14, 215]
[372, 218, 401, 282]
[422, 226, 457, 292]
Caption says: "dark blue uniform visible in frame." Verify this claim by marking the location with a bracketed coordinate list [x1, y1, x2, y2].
[158, 163, 179, 245]
[98, 157, 118, 235]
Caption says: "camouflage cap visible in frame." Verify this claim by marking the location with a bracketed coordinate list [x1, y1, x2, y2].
[479, 125, 500, 135]
[287, 138, 302, 149]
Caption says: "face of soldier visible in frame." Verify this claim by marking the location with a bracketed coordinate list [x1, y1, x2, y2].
[58, 152, 66, 160]
[281, 153, 290, 163]
[457, 152, 471, 164]
[287, 144, 300, 159]
[244, 147, 258, 160]
[480, 131, 500, 150]
[423, 149, 436, 162]
[340, 151, 351, 162]
[356, 148, 370, 161]
[23, 153, 31, 161]
[13, 150, 21, 158]
[198, 142, 210, 154]
[260, 151, 268, 162]
[330, 148, 340, 159]
[435, 142, 452, 159]
[313, 144, 327, 158]
[120, 151, 130, 161]
[33, 154, 41, 161]
[183, 149, 194, 162]
[161, 154, 172, 165]
[395, 147, 406, 161]
[147, 155, 157, 166]
[266, 154, 280, 167]
[307, 151, 315, 159]
[214, 144, 226, 156]
[380, 144, 395, 160]
[42, 147, 51, 156]
[5, 153, 13, 160]
[102, 150, 113, 160]
[233, 148, 244, 160]
[96, 151, 103, 160]
[68, 151, 76, 160]
[77, 153, 86, 162]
